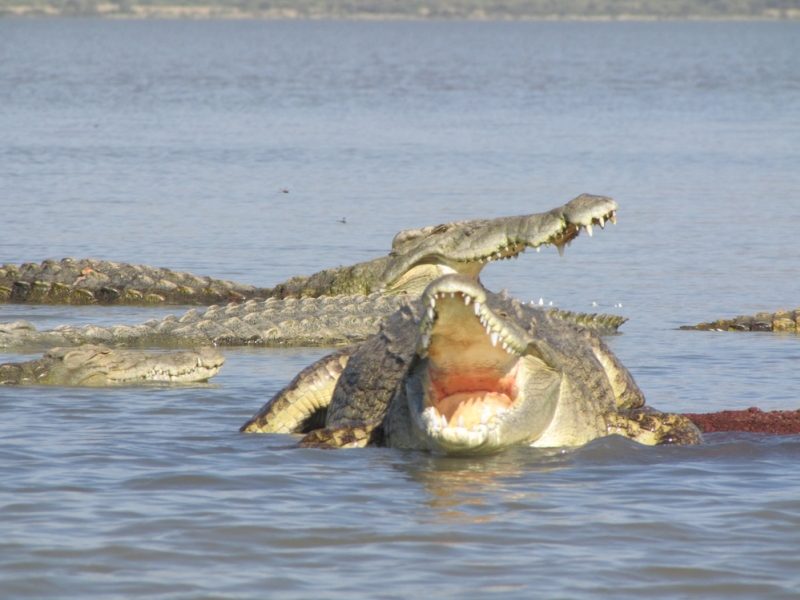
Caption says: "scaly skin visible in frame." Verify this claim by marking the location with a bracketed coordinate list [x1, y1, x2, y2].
[0, 294, 624, 350]
[681, 309, 800, 332]
[0, 194, 617, 306]
[0, 293, 408, 350]
[0, 195, 625, 350]
[0, 344, 224, 385]
[241, 275, 701, 452]
[0, 258, 268, 306]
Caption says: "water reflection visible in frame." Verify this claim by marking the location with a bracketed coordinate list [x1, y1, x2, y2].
[388, 447, 572, 523]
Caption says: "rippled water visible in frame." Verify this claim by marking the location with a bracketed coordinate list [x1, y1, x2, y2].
[1, 18, 800, 598]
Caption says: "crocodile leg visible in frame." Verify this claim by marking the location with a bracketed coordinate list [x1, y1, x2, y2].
[605, 408, 703, 445]
[239, 346, 356, 434]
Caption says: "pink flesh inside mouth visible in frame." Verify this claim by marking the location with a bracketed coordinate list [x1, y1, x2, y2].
[422, 293, 522, 429]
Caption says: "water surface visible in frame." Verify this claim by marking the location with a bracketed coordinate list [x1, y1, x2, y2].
[1, 19, 800, 599]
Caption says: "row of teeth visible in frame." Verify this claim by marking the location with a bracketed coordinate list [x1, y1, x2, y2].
[459, 211, 616, 264]
[421, 291, 523, 355]
[133, 358, 216, 380]
[144, 368, 205, 380]
[424, 406, 510, 434]
[584, 211, 616, 237]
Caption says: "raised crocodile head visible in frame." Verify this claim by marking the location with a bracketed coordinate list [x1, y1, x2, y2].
[0, 344, 225, 386]
[379, 193, 617, 294]
[389, 274, 634, 453]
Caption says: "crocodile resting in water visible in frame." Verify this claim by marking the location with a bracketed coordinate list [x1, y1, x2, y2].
[0, 195, 626, 350]
[681, 309, 800, 332]
[241, 275, 702, 452]
[0, 345, 224, 385]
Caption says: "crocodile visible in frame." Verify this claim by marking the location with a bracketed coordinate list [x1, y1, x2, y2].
[0, 194, 616, 307]
[1, 194, 616, 305]
[680, 309, 800, 332]
[241, 275, 702, 452]
[0, 195, 626, 350]
[0, 344, 224, 385]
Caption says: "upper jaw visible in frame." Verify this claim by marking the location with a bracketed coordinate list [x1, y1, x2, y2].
[381, 194, 617, 291]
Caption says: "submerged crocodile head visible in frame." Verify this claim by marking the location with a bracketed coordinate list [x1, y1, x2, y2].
[386, 275, 668, 453]
[379, 193, 617, 294]
[0, 344, 225, 386]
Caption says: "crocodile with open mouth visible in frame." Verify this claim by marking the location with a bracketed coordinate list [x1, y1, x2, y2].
[1, 194, 616, 306]
[0, 344, 224, 386]
[241, 275, 701, 452]
[0, 195, 624, 349]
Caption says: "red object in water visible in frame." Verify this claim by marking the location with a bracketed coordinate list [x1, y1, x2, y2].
[683, 407, 800, 435]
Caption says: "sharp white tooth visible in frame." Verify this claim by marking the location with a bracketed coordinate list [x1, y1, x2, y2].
[421, 333, 430, 348]
[474, 301, 482, 315]
[427, 307, 435, 320]
[585, 223, 593, 237]
[458, 415, 464, 428]
[442, 415, 448, 428]
[538, 298, 544, 305]
[502, 341, 508, 351]
[557, 244, 565, 257]
[495, 252, 501, 259]
[536, 246, 541, 253]
[490, 331, 499, 346]
[429, 297, 436, 308]
[610, 211, 617, 224]
[463, 295, 471, 306]
[598, 217, 605, 229]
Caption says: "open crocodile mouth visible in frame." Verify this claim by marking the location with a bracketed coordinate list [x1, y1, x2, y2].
[387, 197, 618, 295]
[409, 277, 542, 449]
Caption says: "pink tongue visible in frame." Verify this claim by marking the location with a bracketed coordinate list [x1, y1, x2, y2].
[435, 392, 513, 428]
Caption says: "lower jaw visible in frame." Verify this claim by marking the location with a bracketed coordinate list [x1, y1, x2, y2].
[421, 423, 500, 454]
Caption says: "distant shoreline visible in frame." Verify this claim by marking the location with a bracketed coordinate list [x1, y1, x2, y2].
[2, 2, 799, 20]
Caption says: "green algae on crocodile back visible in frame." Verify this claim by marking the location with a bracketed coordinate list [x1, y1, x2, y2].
[242, 275, 701, 453]
[0, 194, 616, 305]
[0, 345, 224, 386]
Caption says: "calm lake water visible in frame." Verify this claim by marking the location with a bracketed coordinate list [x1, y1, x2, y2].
[2, 18, 800, 599]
